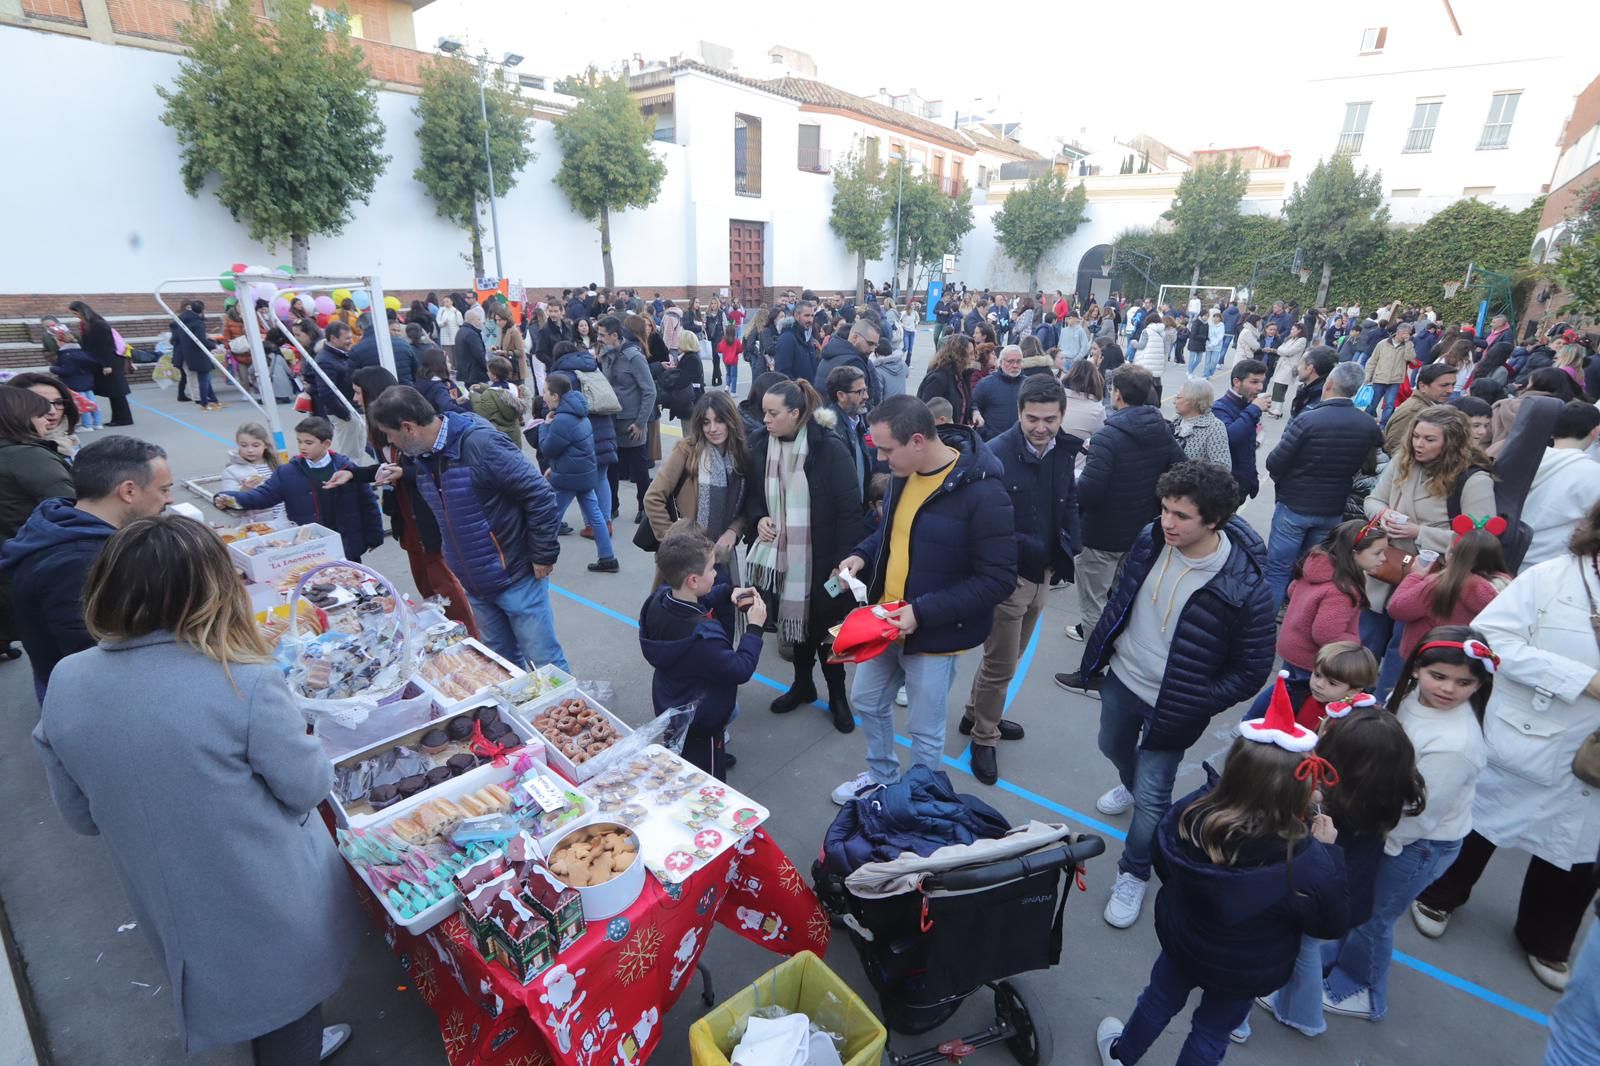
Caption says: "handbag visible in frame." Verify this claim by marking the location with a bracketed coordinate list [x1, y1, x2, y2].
[575, 368, 621, 416]
[1366, 509, 1415, 586]
[1572, 572, 1600, 788]
[1352, 383, 1376, 413]
[632, 465, 691, 552]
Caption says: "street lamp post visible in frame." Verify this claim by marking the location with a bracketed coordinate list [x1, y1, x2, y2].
[439, 38, 521, 280]
[891, 149, 906, 302]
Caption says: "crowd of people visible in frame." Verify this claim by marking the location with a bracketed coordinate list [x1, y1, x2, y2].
[2, 277, 1598, 1066]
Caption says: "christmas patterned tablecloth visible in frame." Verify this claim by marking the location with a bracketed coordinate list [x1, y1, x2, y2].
[367, 827, 831, 1065]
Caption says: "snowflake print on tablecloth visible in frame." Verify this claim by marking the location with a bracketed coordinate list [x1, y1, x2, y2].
[664, 850, 695, 875]
[501, 1050, 554, 1066]
[443, 915, 474, 952]
[614, 923, 663, 985]
[693, 828, 723, 851]
[776, 854, 805, 895]
[606, 915, 631, 943]
[412, 948, 439, 1004]
[442, 1009, 470, 1059]
[807, 909, 832, 951]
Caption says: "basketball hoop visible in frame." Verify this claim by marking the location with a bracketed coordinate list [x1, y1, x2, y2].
[1297, 268, 1311, 285]
[1443, 279, 1462, 299]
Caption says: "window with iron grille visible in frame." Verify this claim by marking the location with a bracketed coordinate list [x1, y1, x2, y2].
[1478, 92, 1520, 149]
[735, 114, 762, 196]
[1404, 101, 1441, 153]
[1337, 102, 1371, 154]
[797, 124, 828, 172]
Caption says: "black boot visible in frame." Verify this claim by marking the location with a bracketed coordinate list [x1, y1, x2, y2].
[822, 659, 854, 734]
[771, 642, 817, 713]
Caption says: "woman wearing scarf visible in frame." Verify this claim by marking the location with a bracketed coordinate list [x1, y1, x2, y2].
[644, 391, 749, 593]
[744, 378, 865, 734]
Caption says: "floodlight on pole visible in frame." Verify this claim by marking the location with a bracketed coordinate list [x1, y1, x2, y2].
[891, 148, 906, 302]
[502, 52, 524, 68]
[470, 48, 521, 280]
[436, 36, 463, 54]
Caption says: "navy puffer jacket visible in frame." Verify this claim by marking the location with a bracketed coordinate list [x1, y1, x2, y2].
[1265, 397, 1382, 517]
[986, 423, 1081, 584]
[852, 424, 1017, 654]
[1153, 780, 1350, 998]
[403, 413, 560, 599]
[822, 766, 1010, 873]
[1076, 404, 1186, 551]
[1081, 516, 1276, 751]
[1212, 389, 1264, 498]
[549, 351, 618, 468]
[225, 454, 383, 562]
[537, 390, 598, 493]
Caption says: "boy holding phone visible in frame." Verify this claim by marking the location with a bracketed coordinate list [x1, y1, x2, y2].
[638, 526, 767, 779]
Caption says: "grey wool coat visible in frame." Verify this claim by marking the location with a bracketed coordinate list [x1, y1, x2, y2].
[33, 632, 360, 1052]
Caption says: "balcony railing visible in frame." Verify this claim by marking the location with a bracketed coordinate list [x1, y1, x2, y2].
[1478, 123, 1512, 149]
[797, 146, 831, 173]
[1402, 127, 1436, 153]
[1335, 131, 1365, 155]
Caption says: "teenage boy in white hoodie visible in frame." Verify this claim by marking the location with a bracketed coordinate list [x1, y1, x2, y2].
[1521, 400, 1600, 568]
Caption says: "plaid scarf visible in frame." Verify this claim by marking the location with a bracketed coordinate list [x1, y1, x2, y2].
[747, 430, 811, 643]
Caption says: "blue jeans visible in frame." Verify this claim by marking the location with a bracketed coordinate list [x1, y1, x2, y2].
[553, 488, 614, 560]
[1098, 671, 1185, 881]
[903, 328, 915, 358]
[594, 465, 613, 522]
[725, 357, 739, 393]
[851, 641, 961, 786]
[1546, 920, 1600, 1066]
[1113, 951, 1253, 1066]
[1326, 837, 1462, 1019]
[1202, 347, 1224, 378]
[1265, 504, 1343, 608]
[1186, 348, 1204, 375]
[79, 390, 100, 429]
[1359, 609, 1407, 698]
[465, 573, 569, 672]
[1264, 935, 1337, 1036]
[1373, 382, 1402, 425]
[195, 368, 218, 406]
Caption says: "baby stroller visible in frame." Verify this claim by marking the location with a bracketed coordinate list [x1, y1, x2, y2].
[814, 819, 1105, 1065]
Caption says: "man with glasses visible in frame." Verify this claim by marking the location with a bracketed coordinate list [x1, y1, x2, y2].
[823, 365, 872, 499]
[814, 318, 882, 409]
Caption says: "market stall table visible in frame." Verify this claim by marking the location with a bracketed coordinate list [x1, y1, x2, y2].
[363, 827, 831, 1065]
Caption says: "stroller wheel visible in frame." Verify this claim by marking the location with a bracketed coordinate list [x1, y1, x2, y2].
[994, 976, 1054, 1065]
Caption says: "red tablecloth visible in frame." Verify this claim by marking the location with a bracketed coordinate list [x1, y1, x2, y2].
[365, 827, 830, 1065]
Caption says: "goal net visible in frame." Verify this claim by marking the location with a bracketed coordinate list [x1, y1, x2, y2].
[1157, 285, 1236, 315]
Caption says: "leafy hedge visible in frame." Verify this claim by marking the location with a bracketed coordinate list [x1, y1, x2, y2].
[1111, 198, 1542, 323]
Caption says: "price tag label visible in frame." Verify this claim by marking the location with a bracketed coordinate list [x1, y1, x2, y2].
[521, 774, 566, 814]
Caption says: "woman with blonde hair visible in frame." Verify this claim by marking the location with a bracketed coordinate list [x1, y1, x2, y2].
[34, 514, 358, 1061]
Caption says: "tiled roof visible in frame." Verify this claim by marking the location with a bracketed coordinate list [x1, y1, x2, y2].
[959, 125, 1047, 162]
[763, 76, 975, 153]
[629, 60, 804, 101]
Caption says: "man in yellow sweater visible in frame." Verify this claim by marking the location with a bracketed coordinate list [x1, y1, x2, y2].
[831, 396, 1016, 805]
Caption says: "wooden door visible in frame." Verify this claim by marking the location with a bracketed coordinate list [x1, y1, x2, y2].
[729, 220, 765, 306]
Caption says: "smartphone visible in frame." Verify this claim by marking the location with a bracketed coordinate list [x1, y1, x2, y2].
[824, 575, 843, 598]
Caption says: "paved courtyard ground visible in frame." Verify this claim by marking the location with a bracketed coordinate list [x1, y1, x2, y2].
[0, 331, 1575, 1064]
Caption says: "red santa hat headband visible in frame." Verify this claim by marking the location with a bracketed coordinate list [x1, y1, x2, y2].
[1238, 670, 1319, 753]
[1416, 637, 1500, 673]
[1323, 691, 1378, 720]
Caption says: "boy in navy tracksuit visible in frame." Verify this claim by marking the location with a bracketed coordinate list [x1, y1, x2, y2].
[214, 416, 383, 562]
[637, 528, 765, 779]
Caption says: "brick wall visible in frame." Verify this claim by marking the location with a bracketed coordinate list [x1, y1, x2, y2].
[21, 0, 86, 24]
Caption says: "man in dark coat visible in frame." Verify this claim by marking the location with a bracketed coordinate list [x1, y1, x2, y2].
[813, 319, 881, 410]
[1212, 358, 1270, 500]
[1263, 362, 1383, 606]
[0, 437, 172, 700]
[821, 365, 872, 502]
[964, 376, 1081, 783]
[1067, 365, 1185, 642]
[1057, 461, 1275, 930]
[174, 300, 216, 406]
[1288, 345, 1336, 420]
[832, 397, 1016, 806]
[369, 389, 567, 671]
[350, 309, 419, 385]
[772, 301, 823, 383]
[454, 306, 489, 386]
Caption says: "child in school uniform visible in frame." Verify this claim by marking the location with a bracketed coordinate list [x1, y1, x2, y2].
[637, 527, 766, 780]
[214, 416, 383, 563]
[1097, 674, 1351, 1066]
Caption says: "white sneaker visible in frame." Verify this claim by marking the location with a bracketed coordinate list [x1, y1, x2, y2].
[1409, 900, 1450, 939]
[1529, 954, 1572, 992]
[1065, 623, 1085, 641]
[1095, 784, 1134, 816]
[1095, 1017, 1123, 1066]
[1103, 872, 1147, 928]
[1229, 1015, 1251, 1043]
[1322, 986, 1373, 1019]
[830, 771, 876, 806]
[320, 1024, 352, 1060]
[895, 686, 908, 706]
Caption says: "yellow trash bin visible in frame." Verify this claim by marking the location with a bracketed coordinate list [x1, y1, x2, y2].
[689, 950, 887, 1066]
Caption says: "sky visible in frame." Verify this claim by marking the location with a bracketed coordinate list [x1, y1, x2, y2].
[415, 0, 1600, 155]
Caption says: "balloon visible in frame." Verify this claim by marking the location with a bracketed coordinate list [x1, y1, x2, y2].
[314, 295, 336, 315]
[245, 264, 269, 277]
[275, 264, 294, 276]
[332, 288, 352, 305]
[224, 297, 238, 309]
[219, 271, 236, 292]
[273, 297, 291, 319]
[352, 290, 371, 311]
[230, 262, 248, 274]
[316, 313, 332, 329]
[383, 295, 402, 312]
[252, 282, 277, 303]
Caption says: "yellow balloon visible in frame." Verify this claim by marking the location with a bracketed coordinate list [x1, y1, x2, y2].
[384, 296, 402, 312]
[332, 288, 352, 304]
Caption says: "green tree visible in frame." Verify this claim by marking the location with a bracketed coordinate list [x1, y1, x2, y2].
[157, 0, 388, 270]
[1553, 181, 1600, 321]
[553, 71, 667, 287]
[891, 164, 974, 291]
[828, 148, 889, 303]
[993, 173, 1089, 292]
[415, 58, 536, 275]
[1164, 159, 1250, 286]
[1283, 155, 1389, 306]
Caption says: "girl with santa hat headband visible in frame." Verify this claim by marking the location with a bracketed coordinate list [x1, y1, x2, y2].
[1095, 668, 1351, 1066]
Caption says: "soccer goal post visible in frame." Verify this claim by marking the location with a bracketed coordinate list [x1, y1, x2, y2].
[1157, 284, 1236, 313]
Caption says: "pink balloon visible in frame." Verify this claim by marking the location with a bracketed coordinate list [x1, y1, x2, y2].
[314, 295, 336, 315]
[273, 297, 291, 319]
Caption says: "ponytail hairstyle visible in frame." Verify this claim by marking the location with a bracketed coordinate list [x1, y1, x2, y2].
[1430, 528, 1507, 617]
[763, 377, 822, 427]
[1386, 623, 1496, 724]
[1316, 708, 1426, 836]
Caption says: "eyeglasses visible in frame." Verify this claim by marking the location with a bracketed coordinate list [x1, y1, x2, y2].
[45, 399, 66, 410]
[847, 387, 870, 397]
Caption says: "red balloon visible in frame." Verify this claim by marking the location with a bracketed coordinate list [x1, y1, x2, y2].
[316, 312, 332, 329]
[230, 262, 248, 274]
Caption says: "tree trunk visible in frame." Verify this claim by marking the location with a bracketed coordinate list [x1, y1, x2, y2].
[291, 234, 309, 273]
[468, 210, 484, 277]
[854, 252, 866, 304]
[1316, 262, 1332, 307]
[598, 203, 615, 289]
[1029, 261, 1039, 295]
[1191, 262, 1201, 288]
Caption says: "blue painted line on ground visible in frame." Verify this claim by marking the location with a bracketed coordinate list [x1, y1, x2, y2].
[147, 398, 1553, 1031]
[127, 397, 235, 446]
